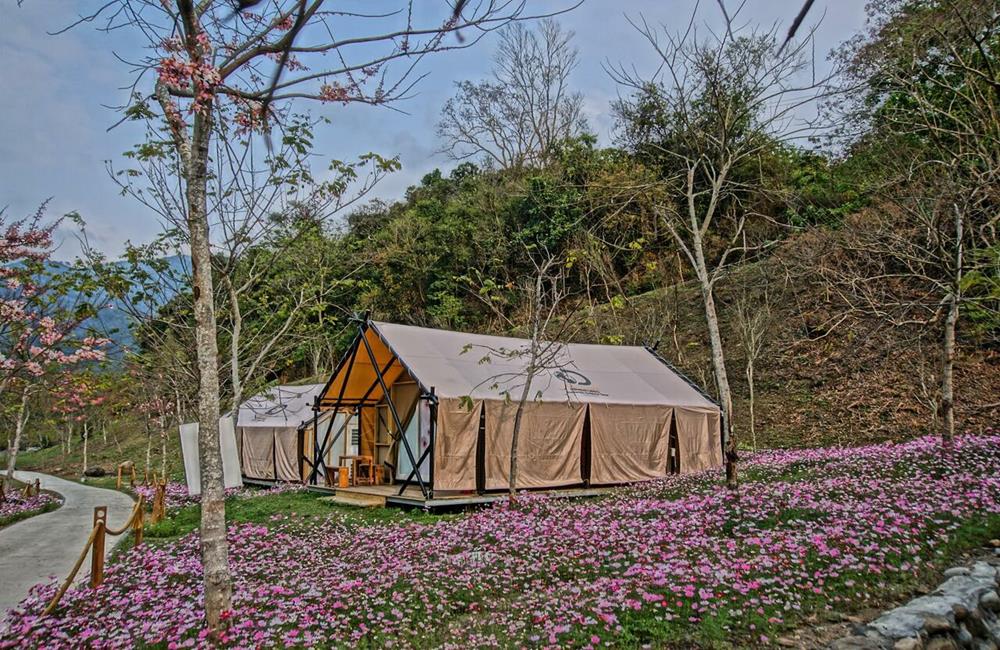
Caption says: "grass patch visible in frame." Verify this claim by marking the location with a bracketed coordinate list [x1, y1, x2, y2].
[144, 489, 448, 541]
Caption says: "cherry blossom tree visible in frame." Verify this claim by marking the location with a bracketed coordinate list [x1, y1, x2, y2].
[51, 372, 108, 477]
[52, 0, 580, 631]
[1, 206, 110, 489]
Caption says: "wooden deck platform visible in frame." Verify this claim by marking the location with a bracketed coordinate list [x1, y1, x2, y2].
[244, 477, 620, 510]
[314, 483, 619, 509]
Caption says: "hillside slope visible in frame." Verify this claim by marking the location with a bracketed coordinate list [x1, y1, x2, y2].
[576, 233, 1000, 449]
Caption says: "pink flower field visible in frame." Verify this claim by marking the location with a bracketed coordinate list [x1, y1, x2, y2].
[0, 490, 59, 527]
[4, 433, 1000, 648]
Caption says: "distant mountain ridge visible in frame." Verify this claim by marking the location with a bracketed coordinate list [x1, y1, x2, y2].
[36, 254, 190, 358]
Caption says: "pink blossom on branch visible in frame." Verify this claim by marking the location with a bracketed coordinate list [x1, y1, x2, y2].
[0, 207, 109, 392]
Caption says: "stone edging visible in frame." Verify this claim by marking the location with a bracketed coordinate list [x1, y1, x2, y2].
[830, 559, 1000, 650]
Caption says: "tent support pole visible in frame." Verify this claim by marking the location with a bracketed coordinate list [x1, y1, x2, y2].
[397, 445, 432, 496]
[397, 388, 437, 498]
[356, 356, 398, 405]
[310, 336, 361, 484]
[310, 407, 319, 484]
[309, 412, 338, 485]
[318, 413, 353, 480]
[359, 328, 428, 498]
[428, 387, 436, 496]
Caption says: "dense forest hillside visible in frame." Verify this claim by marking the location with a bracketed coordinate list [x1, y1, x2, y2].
[4, 0, 997, 481]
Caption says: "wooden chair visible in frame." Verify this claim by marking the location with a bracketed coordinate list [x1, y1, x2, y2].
[354, 456, 374, 486]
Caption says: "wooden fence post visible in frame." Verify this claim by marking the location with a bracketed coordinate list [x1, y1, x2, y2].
[90, 506, 107, 588]
[151, 481, 166, 524]
[34, 478, 40, 496]
[132, 497, 144, 547]
[116, 465, 123, 490]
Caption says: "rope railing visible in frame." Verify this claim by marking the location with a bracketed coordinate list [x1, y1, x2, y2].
[42, 493, 146, 616]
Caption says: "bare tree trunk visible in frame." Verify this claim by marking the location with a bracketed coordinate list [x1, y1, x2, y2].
[160, 414, 168, 480]
[746, 361, 757, 453]
[145, 423, 153, 480]
[187, 110, 233, 629]
[508, 371, 535, 503]
[939, 206, 963, 446]
[82, 421, 89, 476]
[67, 423, 72, 454]
[311, 346, 321, 378]
[509, 271, 547, 503]
[693, 243, 736, 487]
[3, 386, 31, 490]
[940, 297, 958, 444]
[227, 278, 243, 438]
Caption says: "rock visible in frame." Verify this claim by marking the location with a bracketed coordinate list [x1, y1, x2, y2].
[954, 605, 970, 622]
[970, 564, 997, 580]
[830, 635, 888, 650]
[973, 640, 998, 650]
[987, 539, 1000, 549]
[964, 611, 989, 639]
[946, 568, 972, 578]
[777, 637, 799, 647]
[83, 466, 107, 478]
[924, 637, 959, 650]
[956, 624, 973, 647]
[872, 610, 928, 640]
[980, 591, 1000, 613]
[894, 638, 924, 650]
[924, 615, 955, 635]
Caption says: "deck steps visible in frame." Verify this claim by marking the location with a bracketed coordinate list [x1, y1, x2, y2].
[319, 491, 387, 508]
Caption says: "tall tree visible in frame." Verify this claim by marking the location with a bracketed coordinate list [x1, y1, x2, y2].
[465, 249, 581, 501]
[832, 0, 1000, 442]
[58, 0, 577, 630]
[438, 19, 588, 169]
[612, 11, 835, 486]
[1, 207, 110, 488]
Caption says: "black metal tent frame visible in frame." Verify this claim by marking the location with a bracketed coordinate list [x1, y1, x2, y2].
[307, 317, 438, 499]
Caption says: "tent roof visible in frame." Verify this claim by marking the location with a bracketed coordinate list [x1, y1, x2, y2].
[320, 321, 718, 410]
[237, 383, 326, 430]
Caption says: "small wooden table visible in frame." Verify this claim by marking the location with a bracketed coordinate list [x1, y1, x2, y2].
[339, 455, 375, 486]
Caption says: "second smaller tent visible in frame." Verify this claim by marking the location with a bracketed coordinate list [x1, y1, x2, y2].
[235, 384, 324, 482]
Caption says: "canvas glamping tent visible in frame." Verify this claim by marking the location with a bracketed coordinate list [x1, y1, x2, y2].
[312, 320, 723, 499]
[235, 383, 358, 483]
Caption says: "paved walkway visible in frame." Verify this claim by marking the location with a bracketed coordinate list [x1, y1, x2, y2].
[0, 471, 135, 618]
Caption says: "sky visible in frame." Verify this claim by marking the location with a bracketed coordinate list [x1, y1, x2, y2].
[0, 0, 869, 259]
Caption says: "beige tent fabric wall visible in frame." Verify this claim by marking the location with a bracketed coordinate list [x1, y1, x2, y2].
[274, 428, 300, 481]
[483, 400, 586, 490]
[240, 427, 275, 479]
[675, 408, 723, 473]
[433, 398, 482, 491]
[589, 404, 673, 484]
[392, 382, 421, 424]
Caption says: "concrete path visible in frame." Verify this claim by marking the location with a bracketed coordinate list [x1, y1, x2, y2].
[0, 471, 135, 618]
